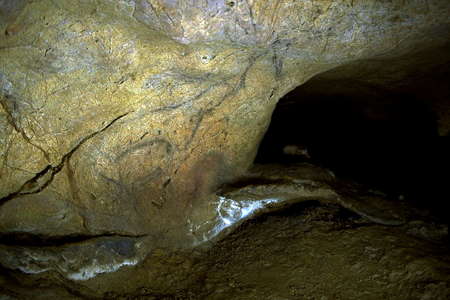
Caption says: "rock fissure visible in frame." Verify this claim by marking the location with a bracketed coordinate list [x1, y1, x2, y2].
[0, 232, 147, 247]
[0, 112, 131, 206]
[0, 0, 449, 297]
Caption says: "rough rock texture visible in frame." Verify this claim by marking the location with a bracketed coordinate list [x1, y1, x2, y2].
[0, 0, 449, 298]
[195, 203, 450, 300]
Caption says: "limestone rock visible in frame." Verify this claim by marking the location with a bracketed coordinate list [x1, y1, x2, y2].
[0, 0, 449, 297]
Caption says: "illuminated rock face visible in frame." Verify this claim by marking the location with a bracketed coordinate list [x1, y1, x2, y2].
[0, 0, 449, 297]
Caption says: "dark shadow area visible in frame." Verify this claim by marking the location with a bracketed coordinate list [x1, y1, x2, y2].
[242, 200, 364, 227]
[255, 83, 449, 220]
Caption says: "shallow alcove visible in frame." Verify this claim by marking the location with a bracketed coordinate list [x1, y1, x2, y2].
[255, 77, 449, 220]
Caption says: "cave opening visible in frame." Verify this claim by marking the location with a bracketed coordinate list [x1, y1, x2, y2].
[254, 78, 448, 220]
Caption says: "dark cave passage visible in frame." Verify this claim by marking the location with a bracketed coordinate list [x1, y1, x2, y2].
[255, 81, 449, 219]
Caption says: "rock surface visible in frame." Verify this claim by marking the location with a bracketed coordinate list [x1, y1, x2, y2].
[0, 0, 449, 298]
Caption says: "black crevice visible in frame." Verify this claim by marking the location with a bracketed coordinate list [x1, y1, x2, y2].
[0, 112, 131, 207]
[218, 176, 290, 193]
[0, 232, 147, 247]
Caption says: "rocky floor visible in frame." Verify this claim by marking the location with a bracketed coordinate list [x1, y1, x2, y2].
[1, 166, 449, 300]
[193, 202, 449, 300]
[124, 200, 449, 300]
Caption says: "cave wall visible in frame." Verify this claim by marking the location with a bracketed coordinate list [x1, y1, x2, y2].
[0, 0, 449, 296]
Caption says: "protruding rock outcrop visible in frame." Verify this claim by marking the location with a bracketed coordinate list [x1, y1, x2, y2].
[0, 0, 449, 298]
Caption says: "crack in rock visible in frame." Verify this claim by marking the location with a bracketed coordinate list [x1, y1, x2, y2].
[0, 232, 147, 247]
[0, 112, 131, 206]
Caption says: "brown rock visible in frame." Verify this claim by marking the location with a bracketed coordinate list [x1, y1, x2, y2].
[0, 0, 449, 297]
